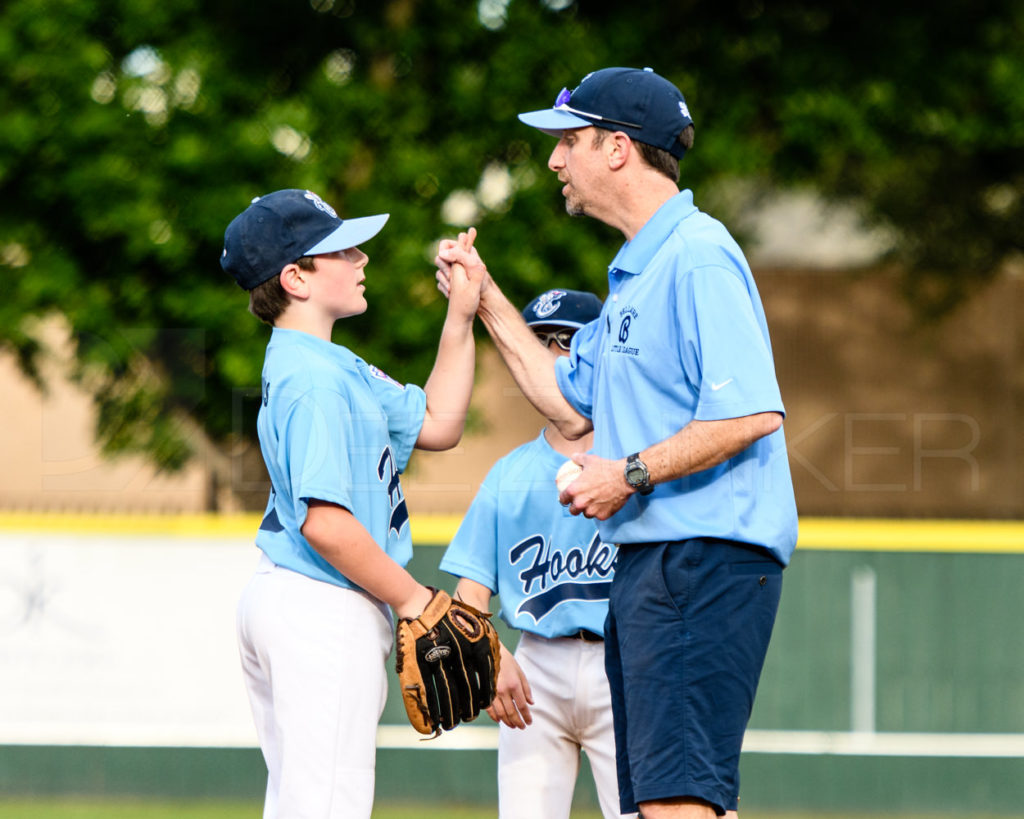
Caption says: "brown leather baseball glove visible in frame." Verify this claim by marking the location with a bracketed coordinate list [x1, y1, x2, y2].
[395, 588, 500, 736]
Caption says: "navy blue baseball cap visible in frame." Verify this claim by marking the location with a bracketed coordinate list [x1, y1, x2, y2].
[518, 67, 693, 159]
[221, 189, 389, 290]
[521, 289, 603, 329]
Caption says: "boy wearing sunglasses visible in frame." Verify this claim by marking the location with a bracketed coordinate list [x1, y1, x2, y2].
[439, 289, 634, 819]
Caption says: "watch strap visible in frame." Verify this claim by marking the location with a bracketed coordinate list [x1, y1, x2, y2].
[624, 452, 654, 495]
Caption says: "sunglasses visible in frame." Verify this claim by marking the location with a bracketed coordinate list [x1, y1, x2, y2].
[553, 87, 643, 131]
[534, 328, 576, 351]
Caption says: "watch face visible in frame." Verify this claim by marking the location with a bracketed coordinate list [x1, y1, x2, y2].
[626, 464, 645, 485]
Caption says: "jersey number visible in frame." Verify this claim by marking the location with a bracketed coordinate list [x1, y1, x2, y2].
[377, 447, 409, 537]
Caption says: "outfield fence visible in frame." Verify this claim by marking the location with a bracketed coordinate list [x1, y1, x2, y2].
[0, 514, 1021, 813]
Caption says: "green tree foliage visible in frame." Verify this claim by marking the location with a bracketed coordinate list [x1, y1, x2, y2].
[1, 0, 1021, 482]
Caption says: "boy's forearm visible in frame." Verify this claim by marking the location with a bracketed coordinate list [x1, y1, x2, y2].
[453, 577, 493, 612]
[418, 310, 475, 451]
[302, 502, 432, 619]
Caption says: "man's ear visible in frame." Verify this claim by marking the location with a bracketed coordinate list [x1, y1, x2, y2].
[606, 131, 633, 170]
[279, 262, 310, 298]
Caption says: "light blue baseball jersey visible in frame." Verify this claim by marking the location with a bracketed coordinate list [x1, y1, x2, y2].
[555, 190, 798, 565]
[254, 327, 426, 590]
[440, 432, 616, 636]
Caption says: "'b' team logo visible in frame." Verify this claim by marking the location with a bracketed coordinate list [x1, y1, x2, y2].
[611, 306, 640, 357]
[618, 314, 631, 343]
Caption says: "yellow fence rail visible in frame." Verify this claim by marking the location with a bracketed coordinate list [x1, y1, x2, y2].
[0, 512, 1021, 553]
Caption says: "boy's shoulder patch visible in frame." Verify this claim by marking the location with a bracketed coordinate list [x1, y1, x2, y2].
[368, 363, 405, 390]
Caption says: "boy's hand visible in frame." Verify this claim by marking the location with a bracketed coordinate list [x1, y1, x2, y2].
[436, 227, 490, 308]
[486, 642, 534, 729]
[445, 228, 481, 321]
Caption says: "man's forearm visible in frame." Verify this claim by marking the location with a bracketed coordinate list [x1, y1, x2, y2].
[645, 413, 784, 484]
[477, 284, 591, 439]
[561, 412, 784, 521]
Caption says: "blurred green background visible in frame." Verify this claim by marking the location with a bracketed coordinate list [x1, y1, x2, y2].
[2, 0, 1021, 485]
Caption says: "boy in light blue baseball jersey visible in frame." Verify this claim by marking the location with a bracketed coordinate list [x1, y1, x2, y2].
[438, 68, 798, 819]
[220, 189, 481, 819]
[440, 289, 635, 819]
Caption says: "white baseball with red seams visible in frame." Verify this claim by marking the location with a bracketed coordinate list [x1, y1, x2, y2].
[555, 459, 583, 493]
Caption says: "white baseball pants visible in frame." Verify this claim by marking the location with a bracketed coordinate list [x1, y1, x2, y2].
[237, 553, 393, 819]
[497, 632, 636, 819]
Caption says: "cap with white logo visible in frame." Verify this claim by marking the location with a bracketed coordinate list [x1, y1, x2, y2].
[221, 189, 389, 290]
[521, 289, 604, 329]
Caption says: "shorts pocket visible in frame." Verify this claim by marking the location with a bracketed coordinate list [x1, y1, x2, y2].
[659, 540, 700, 618]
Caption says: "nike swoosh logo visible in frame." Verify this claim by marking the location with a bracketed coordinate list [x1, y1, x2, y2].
[710, 378, 734, 391]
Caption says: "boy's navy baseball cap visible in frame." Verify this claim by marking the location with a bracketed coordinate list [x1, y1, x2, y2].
[518, 67, 693, 159]
[221, 189, 389, 290]
[521, 289, 603, 329]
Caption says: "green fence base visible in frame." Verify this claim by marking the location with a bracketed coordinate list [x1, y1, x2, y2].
[0, 746, 600, 810]
[1, 746, 1021, 815]
[741, 753, 1024, 815]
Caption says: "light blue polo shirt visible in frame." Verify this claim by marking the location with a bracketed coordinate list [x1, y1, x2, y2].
[555, 190, 798, 565]
[254, 328, 426, 590]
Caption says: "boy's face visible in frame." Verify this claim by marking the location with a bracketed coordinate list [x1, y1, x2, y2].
[310, 247, 370, 319]
[532, 326, 575, 361]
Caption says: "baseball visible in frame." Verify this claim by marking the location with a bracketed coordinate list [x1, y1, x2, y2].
[555, 459, 583, 493]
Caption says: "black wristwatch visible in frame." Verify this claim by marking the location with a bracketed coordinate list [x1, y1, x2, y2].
[624, 452, 654, 495]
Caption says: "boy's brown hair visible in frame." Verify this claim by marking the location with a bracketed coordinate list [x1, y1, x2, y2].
[248, 256, 317, 325]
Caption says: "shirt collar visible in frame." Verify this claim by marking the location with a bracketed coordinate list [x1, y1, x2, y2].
[608, 189, 697, 276]
[268, 326, 358, 368]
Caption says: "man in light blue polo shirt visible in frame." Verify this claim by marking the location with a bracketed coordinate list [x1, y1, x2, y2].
[437, 67, 797, 819]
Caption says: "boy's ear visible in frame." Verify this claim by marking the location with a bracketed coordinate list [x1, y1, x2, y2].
[279, 262, 311, 297]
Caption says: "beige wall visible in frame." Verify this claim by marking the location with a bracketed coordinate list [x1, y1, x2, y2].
[407, 267, 1023, 520]
[3, 268, 1020, 519]
[764, 267, 1022, 519]
[0, 321, 210, 513]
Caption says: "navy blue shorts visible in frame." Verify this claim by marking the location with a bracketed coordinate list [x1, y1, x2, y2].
[604, 538, 783, 816]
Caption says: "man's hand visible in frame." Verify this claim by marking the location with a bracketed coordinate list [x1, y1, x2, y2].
[485, 642, 534, 729]
[557, 453, 633, 520]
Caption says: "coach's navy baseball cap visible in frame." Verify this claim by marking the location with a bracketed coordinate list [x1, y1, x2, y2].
[521, 289, 603, 329]
[221, 189, 389, 290]
[518, 67, 693, 159]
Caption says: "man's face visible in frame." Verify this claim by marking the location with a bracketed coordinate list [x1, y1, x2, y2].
[547, 126, 605, 218]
